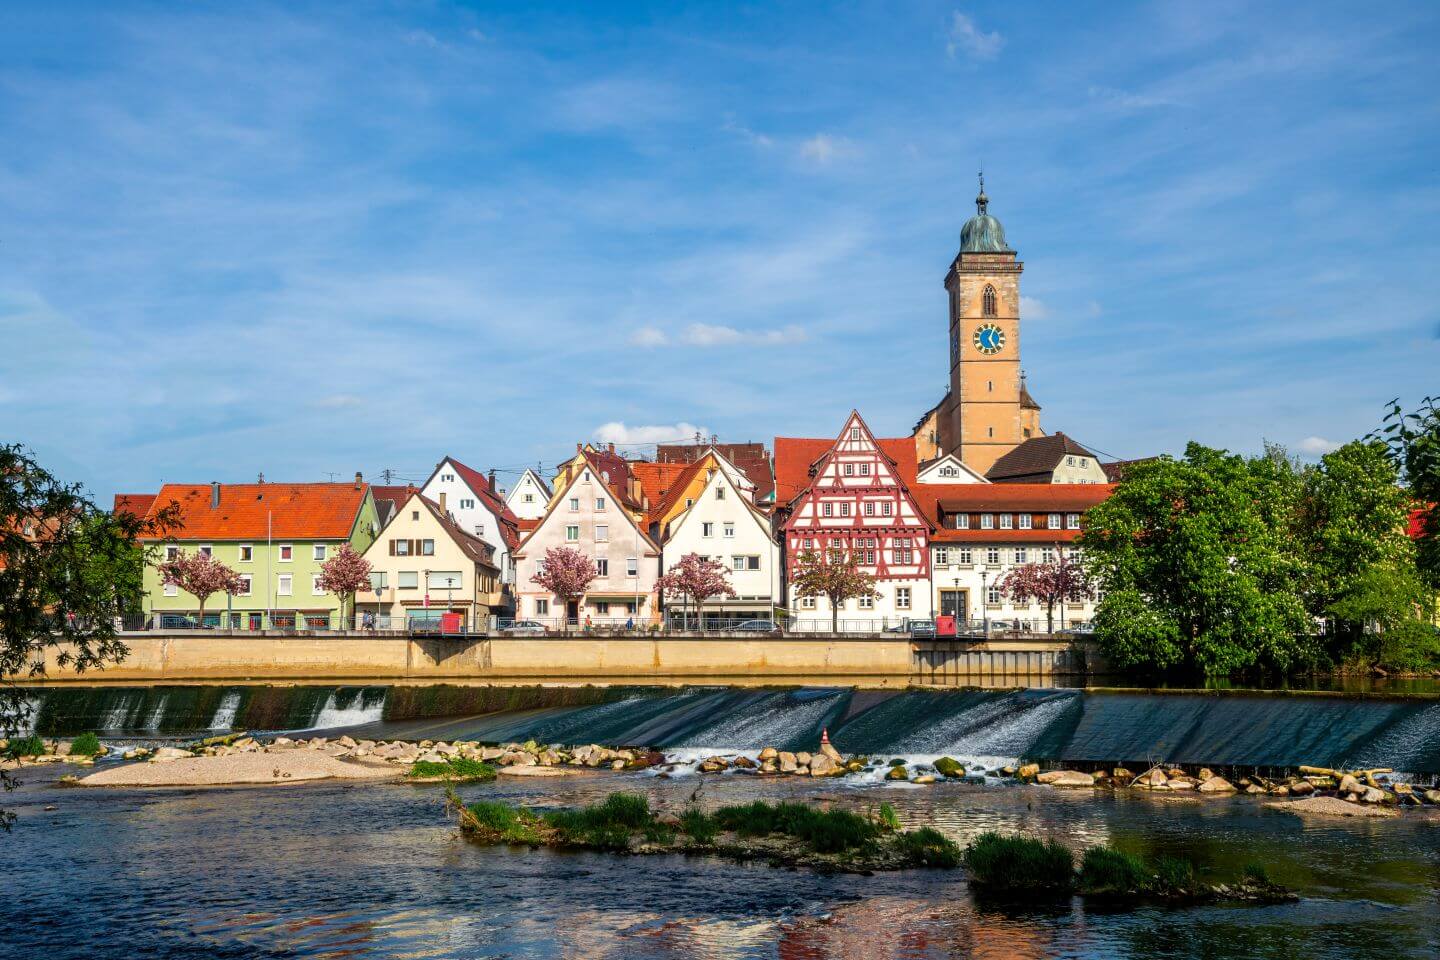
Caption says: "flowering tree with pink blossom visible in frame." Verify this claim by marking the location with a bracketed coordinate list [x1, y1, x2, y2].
[790, 550, 880, 634]
[531, 546, 597, 631]
[156, 551, 245, 628]
[997, 553, 1094, 633]
[318, 544, 373, 627]
[656, 553, 736, 630]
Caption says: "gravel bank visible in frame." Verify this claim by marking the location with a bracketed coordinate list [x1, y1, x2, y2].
[77, 751, 400, 788]
[1268, 796, 1399, 819]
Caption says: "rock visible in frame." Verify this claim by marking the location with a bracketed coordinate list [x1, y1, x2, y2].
[1197, 776, 1237, 793]
[1112, 767, 1134, 780]
[497, 765, 567, 777]
[1338, 774, 1363, 795]
[1165, 777, 1197, 790]
[1287, 780, 1314, 796]
[1197, 768, 1214, 781]
[1037, 770, 1096, 788]
[1392, 782, 1413, 796]
[778, 752, 798, 773]
[758, 747, 778, 761]
[610, 759, 626, 770]
[54, 741, 72, 757]
[808, 754, 840, 777]
[886, 765, 909, 781]
[912, 775, 937, 784]
[1245, 784, 1265, 794]
[1016, 763, 1039, 781]
[1139, 768, 1169, 789]
[819, 742, 843, 763]
[1165, 768, 1187, 779]
[1361, 787, 1387, 804]
[699, 757, 729, 773]
[760, 760, 778, 774]
[933, 757, 966, 779]
[148, 747, 195, 763]
[732, 755, 757, 770]
[795, 751, 812, 767]
[1270, 785, 1290, 796]
[1271, 796, 1398, 819]
[1000, 765, 1016, 777]
[1423, 790, 1440, 804]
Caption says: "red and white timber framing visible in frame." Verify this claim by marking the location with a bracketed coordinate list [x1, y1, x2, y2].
[783, 411, 934, 624]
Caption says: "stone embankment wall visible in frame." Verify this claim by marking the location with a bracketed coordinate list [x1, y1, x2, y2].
[31, 632, 1085, 684]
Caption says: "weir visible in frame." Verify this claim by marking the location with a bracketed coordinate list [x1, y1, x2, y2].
[17, 684, 1440, 774]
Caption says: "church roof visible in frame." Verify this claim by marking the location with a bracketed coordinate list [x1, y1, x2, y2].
[985, 432, 1098, 482]
[959, 177, 1011, 253]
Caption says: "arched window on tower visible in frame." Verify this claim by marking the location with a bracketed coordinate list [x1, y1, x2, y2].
[982, 284, 997, 318]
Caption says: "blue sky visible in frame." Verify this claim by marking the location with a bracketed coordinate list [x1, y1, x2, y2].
[3, 2, 1437, 501]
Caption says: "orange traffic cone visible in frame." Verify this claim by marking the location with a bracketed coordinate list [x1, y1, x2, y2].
[820, 727, 831, 746]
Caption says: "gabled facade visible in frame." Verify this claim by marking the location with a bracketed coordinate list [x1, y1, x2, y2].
[985, 433, 1108, 484]
[419, 456, 522, 582]
[513, 459, 662, 624]
[916, 452, 990, 485]
[503, 468, 552, 521]
[551, 443, 650, 525]
[361, 490, 504, 629]
[659, 456, 780, 621]
[778, 411, 934, 627]
[139, 478, 379, 629]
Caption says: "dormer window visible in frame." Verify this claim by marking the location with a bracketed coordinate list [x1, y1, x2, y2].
[982, 284, 997, 317]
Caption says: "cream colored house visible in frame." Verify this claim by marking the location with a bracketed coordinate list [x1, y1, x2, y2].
[360, 491, 505, 630]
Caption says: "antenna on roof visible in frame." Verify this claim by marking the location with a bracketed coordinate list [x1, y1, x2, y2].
[257, 472, 265, 484]
[324, 472, 339, 482]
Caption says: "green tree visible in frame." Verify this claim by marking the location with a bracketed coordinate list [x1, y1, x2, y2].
[0, 443, 176, 829]
[1296, 440, 1421, 660]
[1378, 396, 1440, 591]
[1078, 443, 1311, 678]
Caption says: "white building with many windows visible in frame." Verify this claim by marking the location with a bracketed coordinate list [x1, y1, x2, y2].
[419, 456, 521, 585]
[503, 467, 552, 522]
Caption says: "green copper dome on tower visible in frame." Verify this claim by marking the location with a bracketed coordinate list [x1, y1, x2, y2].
[959, 173, 1011, 253]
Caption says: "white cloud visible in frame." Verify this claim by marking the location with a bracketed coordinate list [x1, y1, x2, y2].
[1087, 85, 1174, 111]
[315, 393, 364, 409]
[946, 11, 1003, 61]
[629, 326, 669, 347]
[1298, 436, 1343, 455]
[722, 116, 773, 148]
[1020, 296, 1048, 320]
[594, 421, 710, 445]
[798, 133, 855, 165]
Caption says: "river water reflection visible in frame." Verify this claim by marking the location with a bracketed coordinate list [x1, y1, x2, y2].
[4, 760, 1438, 959]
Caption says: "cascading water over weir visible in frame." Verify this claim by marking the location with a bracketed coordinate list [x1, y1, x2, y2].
[17, 684, 1440, 774]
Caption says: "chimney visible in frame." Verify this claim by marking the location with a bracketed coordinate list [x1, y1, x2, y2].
[576, 442, 583, 452]
[488, 469, 497, 490]
[608, 442, 616, 454]
[439, 492, 447, 515]
[354, 471, 363, 489]
[210, 482, 221, 509]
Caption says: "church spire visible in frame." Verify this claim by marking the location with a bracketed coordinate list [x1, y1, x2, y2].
[975, 171, 988, 215]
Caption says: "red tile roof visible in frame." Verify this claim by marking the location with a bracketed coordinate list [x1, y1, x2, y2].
[630, 461, 692, 510]
[141, 483, 370, 541]
[112, 493, 156, 519]
[773, 435, 918, 506]
[417, 494, 498, 571]
[914, 483, 1115, 543]
[437, 457, 523, 552]
[656, 442, 775, 502]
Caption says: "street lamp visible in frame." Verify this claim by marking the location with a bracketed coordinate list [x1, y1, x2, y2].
[980, 569, 990, 639]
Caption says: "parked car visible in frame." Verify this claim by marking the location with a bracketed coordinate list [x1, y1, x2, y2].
[1059, 622, 1095, 636]
[734, 619, 781, 635]
[500, 620, 548, 636]
[885, 619, 936, 638]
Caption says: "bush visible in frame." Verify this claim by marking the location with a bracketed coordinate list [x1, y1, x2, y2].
[543, 792, 655, 850]
[1374, 620, 1440, 673]
[408, 757, 497, 782]
[69, 732, 103, 757]
[5, 735, 46, 758]
[1242, 862, 1271, 885]
[895, 827, 962, 868]
[712, 800, 881, 854]
[876, 802, 901, 831]
[679, 808, 718, 844]
[1078, 846, 1151, 894]
[963, 832, 1075, 893]
[463, 800, 543, 844]
[1152, 855, 1198, 894]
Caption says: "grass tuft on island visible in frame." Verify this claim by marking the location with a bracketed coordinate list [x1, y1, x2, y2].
[407, 757, 498, 783]
[964, 831, 1296, 905]
[452, 792, 961, 873]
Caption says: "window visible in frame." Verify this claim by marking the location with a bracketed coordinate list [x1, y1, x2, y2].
[1079, 458, 1088, 468]
[393, 539, 411, 556]
[369, 572, 387, 592]
[941, 465, 956, 477]
[988, 586, 1002, 604]
[626, 557, 638, 577]
[1048, 513, 1062, 529]
[164, 545, 179, 561]
[723, 522, 735, 538]
[1014, 547, 1028, 564]
[935, 547, 949, 565]
[535, 598, 549, 615]
[420, 539, 435, 556]
[988, 427, 995, 438]
[313, 544, 326, 561]
[239, 544, 253, 562]
[163, 582, 178, 597]
[702, 522, 714, 538]
[685, 498, 694, 508]
[398, 571, 418, 589]
[1018, 514, 1032, 529]
[1067, 513, 1081, 529]
[987, 380, 993, 393]
[802, 537, 814, 549]
[594, 601, 610, 615]
[882, 502, 892, 516]
[277, 574, 293, 596]
[460, 498, 476, 509]
[844, 463, 855, 476]
[839, 503, 850, 517]
[981, 514, 994, 530]
[1042, 547, 1056, 563]
[1066, 456, 1076, 467]
[860, 464, 870, 476]
[896, 587, 911, 610]
[983, 284, 997, 317]
[565, 525, 580, 541]
[279, 544, 293, 561]
[199, 544, 212, 557]
[312, 574, 325, 595]
[523, 493, 534, 503]
[986, 547, 1001, 564]
[958, 547, 973, 565]
[238, 575, 252, 596]
[800, 596, 816, 609]
[412, 510, 420, 521]
[474, 524, 485, 537]
[956, 514, 970, 530]
[864, 502, 875, 516]
[569, 497, 579, 511]
[596, 497, 606, 510]
[858, 595, 874, 610]
[1000, 514, 1013, 529]
[442, 472, 455, 482]
[427, 571, 462, 590]
[850, 427, 860, 440]
[595, 524, 609, 542]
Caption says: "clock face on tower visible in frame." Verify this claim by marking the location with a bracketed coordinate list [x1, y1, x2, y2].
[973, 323, 1006, 355]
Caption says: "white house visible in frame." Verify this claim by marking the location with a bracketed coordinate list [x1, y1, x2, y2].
[503, 467, 552, 522]
[915, 452, 990, 485]
[660, 455, 780, 624]
[420, 456, 521, 585]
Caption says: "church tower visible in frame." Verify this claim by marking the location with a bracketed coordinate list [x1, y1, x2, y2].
[937, 177, 1026, 474]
